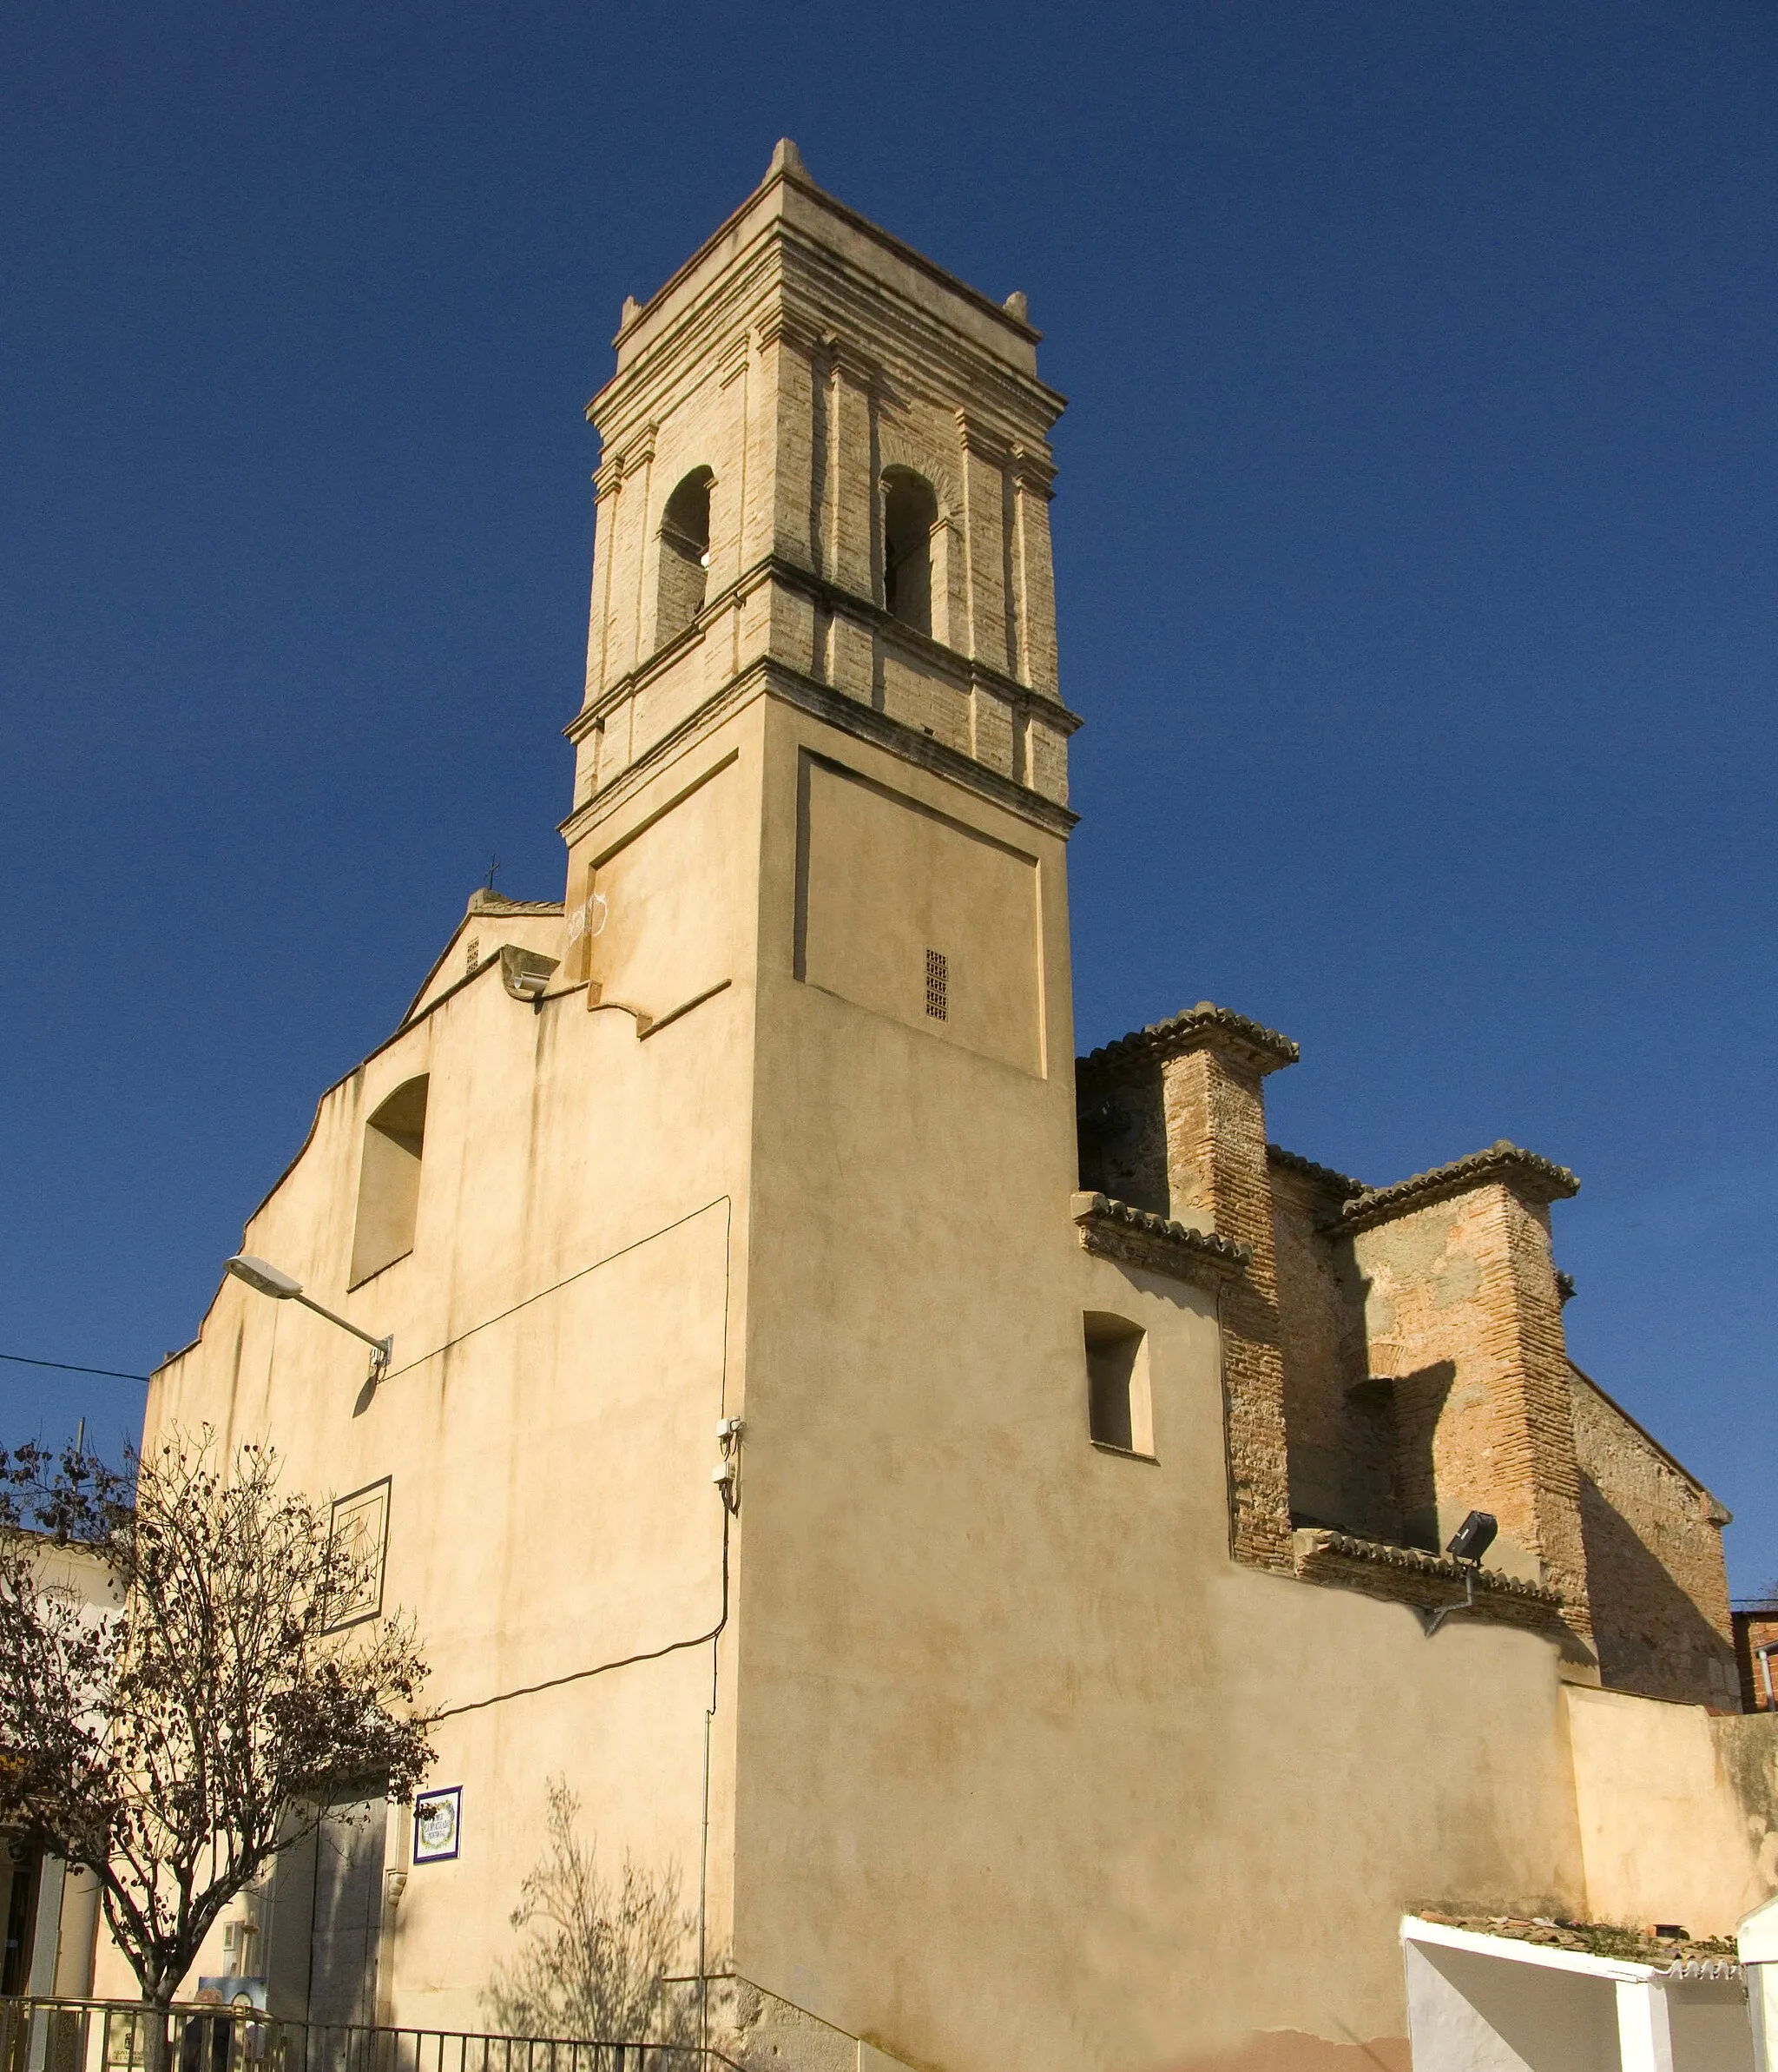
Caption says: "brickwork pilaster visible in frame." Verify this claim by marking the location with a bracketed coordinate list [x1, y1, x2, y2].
[1160, 1045, 1296, 1574]
[958, 416, 1011, 672]
[1492, 1190, 1595, 1653]
[827, 345, 875, 601]
[1011, 449, 1058, 696]
[741, 314, 815, 577]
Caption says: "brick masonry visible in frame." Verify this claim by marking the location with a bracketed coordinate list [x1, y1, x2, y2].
[1569, 1365, 1738, 1705]
[1735, 1610, 1778, 1712]
[1080, 1012, 1737, 1699]
[1078, 1008, 1299, 1575]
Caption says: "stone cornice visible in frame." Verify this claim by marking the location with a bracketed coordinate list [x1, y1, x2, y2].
[591, 188, 1064, 449]
[1070, 1191, 1251, 1286]
[957, 411, 1016, 465]
[1293, 1528, 1564, 1627]
[1011, 444, 1057, 495]
[559, 650, 1080, 848]
[752, 304, 826, 354]
[1267, 1145, 1366, 1198]
[1077, 1002, 1301, 1084]
[567, 552, 1082, 744]
[615, 143, 1043, 364]
[767, 664, 1079, 837]
[1336, 1140, 1579, 1235]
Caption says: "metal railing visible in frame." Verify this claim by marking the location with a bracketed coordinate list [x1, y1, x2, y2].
[0, 2001, 723, 2072]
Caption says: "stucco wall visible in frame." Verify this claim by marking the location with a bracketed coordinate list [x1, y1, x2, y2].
[1565, 1686, 1778, 1935]
[725, 699, 1590, 2072]
[95, 706, 769, 2029]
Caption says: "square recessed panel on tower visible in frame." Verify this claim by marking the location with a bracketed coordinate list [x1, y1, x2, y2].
[794, 752, 1044, 1076]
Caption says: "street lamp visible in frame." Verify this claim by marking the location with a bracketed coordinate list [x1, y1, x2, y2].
[225, 1256, 392, 1381]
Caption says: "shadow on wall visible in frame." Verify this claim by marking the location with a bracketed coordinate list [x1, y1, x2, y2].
[1391, 1362, 1458, 1554]
[1287, 1363, 1455, 1554]
[1579, 1472, 1738, 1706]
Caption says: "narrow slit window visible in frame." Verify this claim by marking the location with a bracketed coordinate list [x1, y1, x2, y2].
[925, 948, 948, 1021]
[1085, 1313, 1153, 1456]
[349, 1076, 428, 1287]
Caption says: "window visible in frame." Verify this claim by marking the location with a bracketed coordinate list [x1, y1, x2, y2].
[656, 467, 714, 647]
[925, 947, 948, 1020]
[349, 1077, 428, 1286]
[882, 468, 938, 636]
[1085, 1313, 1153, 1456]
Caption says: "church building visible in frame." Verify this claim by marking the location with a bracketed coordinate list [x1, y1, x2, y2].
[106, 142, 1778, 2071]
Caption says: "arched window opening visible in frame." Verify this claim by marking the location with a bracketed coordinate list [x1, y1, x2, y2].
[882, 470, 938, 637]
[349, 1076, 428, 1287]
[656, 468, 714, 648]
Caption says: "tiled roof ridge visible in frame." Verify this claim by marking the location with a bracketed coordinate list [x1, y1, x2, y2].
[1078, 1001, 1300, 1077]
[1296, 1528, 1562, 1604]
[1336, 1139, 1578, 1232]
[1069, 1192, 1254, 1269]
[1267, 1145, 1366, 1197]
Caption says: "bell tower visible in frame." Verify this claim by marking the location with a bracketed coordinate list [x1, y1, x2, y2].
[562, 137, 1075, 878]
[554, 146, 1088, 2017]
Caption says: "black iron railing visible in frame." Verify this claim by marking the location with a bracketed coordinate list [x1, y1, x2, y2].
[0, 2000, 721, 2072]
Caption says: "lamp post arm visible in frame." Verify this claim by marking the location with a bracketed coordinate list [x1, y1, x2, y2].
[293, 1292, 392, 1369]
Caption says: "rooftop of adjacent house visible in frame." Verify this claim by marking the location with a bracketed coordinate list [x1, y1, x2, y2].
[1411, 1912, 1738, 1971]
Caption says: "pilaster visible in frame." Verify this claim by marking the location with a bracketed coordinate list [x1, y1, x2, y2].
[1160, 1039, 1296, 1574]
[742, 311, 817, 577]
[1011, 447, 1059, 696]
[958, 414, 1012, 675]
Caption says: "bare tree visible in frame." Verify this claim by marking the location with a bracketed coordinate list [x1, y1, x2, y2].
[0, 1429, 432, 2055]
[484, 1778, 698, 2046]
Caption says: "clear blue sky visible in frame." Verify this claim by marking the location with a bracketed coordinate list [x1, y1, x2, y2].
[3, 3, 1773, 1589]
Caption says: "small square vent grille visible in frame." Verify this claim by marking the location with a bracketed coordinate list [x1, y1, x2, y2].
[925, 948, 949, 1021]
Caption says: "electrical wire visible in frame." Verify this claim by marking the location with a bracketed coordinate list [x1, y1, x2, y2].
[431, 1500, 731, 1720]
[0, 1350, 151, 1382]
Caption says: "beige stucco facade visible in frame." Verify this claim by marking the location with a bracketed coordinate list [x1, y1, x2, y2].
[95, 142, 1778, 2070]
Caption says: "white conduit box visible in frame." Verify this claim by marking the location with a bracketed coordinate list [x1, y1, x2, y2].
[1401, 1915, 1752, 2072]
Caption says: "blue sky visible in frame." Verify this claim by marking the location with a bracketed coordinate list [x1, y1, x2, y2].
[3, 2, 1774, 1589]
